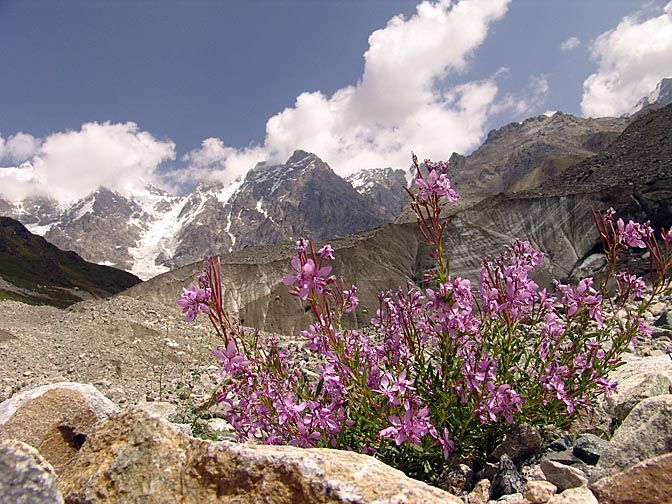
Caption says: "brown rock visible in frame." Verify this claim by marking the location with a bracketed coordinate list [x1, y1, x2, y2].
[60, 409, 462, 503]
[0, 382, 119, 472]
[547, 486, 598, 504]
[466, 478, 490, 504]
[590, 452, 672, 504]
[524, 480, 557, 503]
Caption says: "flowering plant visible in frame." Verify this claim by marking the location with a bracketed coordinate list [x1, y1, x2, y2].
[178, 153, 671, 485]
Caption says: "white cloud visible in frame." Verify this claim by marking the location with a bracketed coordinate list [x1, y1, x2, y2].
[3, 0, 514, 200]
[185, 0, 512, 179]
[581, 1, 672, 117]
[0, 132, 41, 162]
[172, 137, 266, 186]
[560, 36, 580, 52]
[0, 122, 175, 202]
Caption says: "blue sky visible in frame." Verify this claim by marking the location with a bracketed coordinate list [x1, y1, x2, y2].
[1, 0, 671, 201]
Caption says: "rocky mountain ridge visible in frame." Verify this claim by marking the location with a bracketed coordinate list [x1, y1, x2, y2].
[1, 152, 403, 280]
[129, 103, 672, 335]
[447, 112, 628, 199]
[0, 217, 140, 308]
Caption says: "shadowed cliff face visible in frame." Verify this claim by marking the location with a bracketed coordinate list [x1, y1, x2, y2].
[0, 217, 141, 308]
[126, 105, 672, 335]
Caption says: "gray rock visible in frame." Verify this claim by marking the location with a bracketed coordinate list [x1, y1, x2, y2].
[591, 394, 672, 482]
[548, 434, 574, 452]
[490, 423, 542, 463]
[544, 450, 587, 469]
[132, 400, 178, 422]
[491, 455, 524, 499]
[653, 310, 672, 329]
[603, 354, 672, 422]
[0, 439, 64, 504]
[540, 459, 588, 491]
[572, 434, 609, 465]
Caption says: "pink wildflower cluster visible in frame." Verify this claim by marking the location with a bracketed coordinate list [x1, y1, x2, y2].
[178, 155, 670, 485]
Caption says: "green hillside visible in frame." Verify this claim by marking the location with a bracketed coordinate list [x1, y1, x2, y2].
[0, 217, 141, 307]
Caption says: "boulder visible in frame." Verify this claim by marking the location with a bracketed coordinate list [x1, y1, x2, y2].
[60, 408, 462, 504]
[0, 382, 119, 472]
[590, 394, 672, 482]
[603, 354, 672, 422]
[540, 459, 588, 492]
[0, 438, 64, 504]
[590, 452, 672, 503]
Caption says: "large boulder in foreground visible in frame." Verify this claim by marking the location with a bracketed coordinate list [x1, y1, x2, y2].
[59, 409, 461, 504]
[591, 452, 672, 504]
[0, 382, 119, 472]
[590, 394, 672, 484]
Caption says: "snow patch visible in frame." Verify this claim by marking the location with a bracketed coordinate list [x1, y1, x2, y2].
[25, 223, 55, 235]
[216, 178, 243, 203]
[74, 198, 95, 221]
[255, 198, 269, 219]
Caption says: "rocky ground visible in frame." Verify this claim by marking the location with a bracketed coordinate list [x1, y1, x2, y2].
[0, 292, 325, 417]
[2, 287, 672, 502]
[2, 287, 671, 409]
[0, 295, 224, 410]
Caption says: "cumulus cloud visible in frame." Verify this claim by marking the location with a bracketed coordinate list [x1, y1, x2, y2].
[3, 0, 515, 199]
[581, 1, 672, 117]
[560, 36, 580, 52]
[184, 0, 512, 180]
[0, 132, 41, 162]
[0, 122, 175, 202]
[171, 137, 266, 187]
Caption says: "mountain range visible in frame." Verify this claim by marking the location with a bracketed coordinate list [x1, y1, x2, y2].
[0, 154, 406, 280]
[0, 80, 670, 322]
[0, 111, 639, 281]
[122, 101, 672, 334]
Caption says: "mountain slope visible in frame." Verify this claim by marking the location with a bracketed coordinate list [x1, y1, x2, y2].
[1, 152, 402, 279]
[0, 217, 141, 307]
[166, 150, 393, 269]
[448, 112, 627, 198]
[130, 104, 672, 335]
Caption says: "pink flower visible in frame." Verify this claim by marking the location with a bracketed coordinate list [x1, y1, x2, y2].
[415, 169, 460, 202]
[282, 257, 333, 300]
[616, 218, 648, 248]
[318, 243, 335, 261]
[176, 282, 211, 322]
